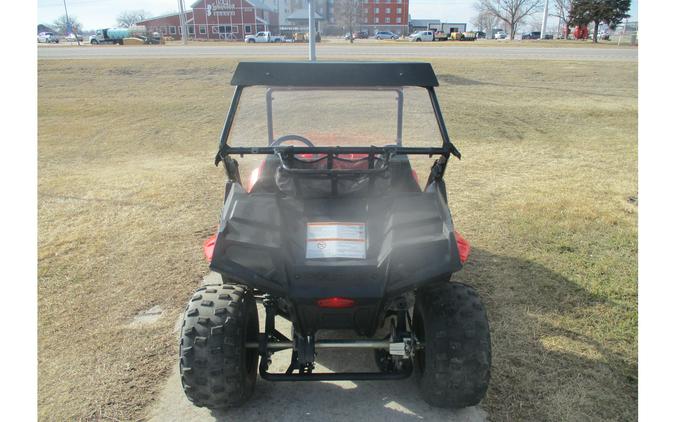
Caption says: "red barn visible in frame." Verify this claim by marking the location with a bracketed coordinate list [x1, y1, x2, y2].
[137, 0, 279, 40]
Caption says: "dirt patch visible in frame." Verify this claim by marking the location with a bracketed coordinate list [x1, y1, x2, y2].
[127, 305, 164, 328]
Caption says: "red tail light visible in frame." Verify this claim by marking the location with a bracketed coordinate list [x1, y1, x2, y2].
[316, 297, 355, 309]
[454, 230, 471, 264]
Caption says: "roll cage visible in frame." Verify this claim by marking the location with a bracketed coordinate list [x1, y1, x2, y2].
[214, 62, 461, 186]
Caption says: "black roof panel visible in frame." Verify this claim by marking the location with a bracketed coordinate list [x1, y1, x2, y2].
[230, 61, 439, 87]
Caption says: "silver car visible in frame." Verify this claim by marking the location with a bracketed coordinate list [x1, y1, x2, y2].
[375, 31, 399, 40]
[37, 32, 59, 43]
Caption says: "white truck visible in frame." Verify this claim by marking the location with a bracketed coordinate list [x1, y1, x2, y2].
[245, 31, 284, 43]
[408, 30, 434, 42]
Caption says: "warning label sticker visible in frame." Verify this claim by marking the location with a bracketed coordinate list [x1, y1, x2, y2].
[306, 222, 366, 259]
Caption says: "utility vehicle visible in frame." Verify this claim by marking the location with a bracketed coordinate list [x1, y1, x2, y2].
[179, 62, 491, 410]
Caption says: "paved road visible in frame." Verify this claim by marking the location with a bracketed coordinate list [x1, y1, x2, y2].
[146, 274, 487, 422]
[38, 43, 637, 61]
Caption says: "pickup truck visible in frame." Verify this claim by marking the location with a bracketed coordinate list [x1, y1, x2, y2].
[245, 31, 284, 43]
[408, 31, 434, 42]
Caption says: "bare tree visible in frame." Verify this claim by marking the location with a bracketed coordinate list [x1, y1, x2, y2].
[117, 10, 151, 28]
[471, 8, 498, 34]
[52, 14, 82, 34]
[477, 0, 543, 39]
[552, 0, 573, 38]
[334, 0, 366, 43]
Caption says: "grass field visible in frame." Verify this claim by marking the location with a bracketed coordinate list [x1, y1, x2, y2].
[38, 57, 637, 421]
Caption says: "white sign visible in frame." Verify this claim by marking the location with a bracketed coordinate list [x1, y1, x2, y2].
[207, 0, 236, 17]
[306, 222, 366, 259]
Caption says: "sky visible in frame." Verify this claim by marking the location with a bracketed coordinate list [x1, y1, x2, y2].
[37, 0, 639, 31]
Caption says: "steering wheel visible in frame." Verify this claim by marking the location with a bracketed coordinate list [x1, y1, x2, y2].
[270, 134, 315, 147]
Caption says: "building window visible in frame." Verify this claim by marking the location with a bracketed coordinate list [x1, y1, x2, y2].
[385, 17, 390, 23]
[245, 25, 252, 33]
[396, 17, 401, 23]
[231, 25, 238, 33]
[385, 8, 390, 13]
[170, 26, 177, 35]
[212, 26, 219, 34]
[199, 25, 206, 34]
[374, 17, 379, 23]
[397, 7, 402, 14]
[188, 25, 195, 34]
[374, 7, 379, 13]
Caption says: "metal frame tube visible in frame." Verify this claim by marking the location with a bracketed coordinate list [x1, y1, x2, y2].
[246, 339, 396, 350]
[216, 85, 244, 165]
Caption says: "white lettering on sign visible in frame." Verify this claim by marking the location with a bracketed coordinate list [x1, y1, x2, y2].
[306, 222, 367, 259]
[207, 0, 236, 16]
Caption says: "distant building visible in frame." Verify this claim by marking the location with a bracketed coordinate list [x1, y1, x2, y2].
[409, 19, 466, 34]
[137, 0, 279, 40]
[37, 24, 56, 34]
[362, 0, 410, 35]
[136, 0, 410, 38]
[409, 19, 440, 32]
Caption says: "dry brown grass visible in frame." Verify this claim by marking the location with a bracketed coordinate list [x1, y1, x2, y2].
[38, 57, 636, 421]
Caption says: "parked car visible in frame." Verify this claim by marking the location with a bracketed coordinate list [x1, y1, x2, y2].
[374, 31, 398, 40]
[599, 31, 611, 40]
[521, 31, 541, 40]
[408, 31, 434, 42]
[37, 32, 59, 43]
[494, 31, 507, 39]
[64, 33, 83, 42]
[345, 31, 368, 40]
[475, 31, 486, 39]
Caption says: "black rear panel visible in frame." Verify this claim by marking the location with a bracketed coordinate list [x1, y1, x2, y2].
[209, 183, 462, 335]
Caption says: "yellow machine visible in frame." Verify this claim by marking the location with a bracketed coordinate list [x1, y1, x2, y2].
[293, 32, 306, 42]
[450, 31, 476, 41]
[293, 32, 321, 43]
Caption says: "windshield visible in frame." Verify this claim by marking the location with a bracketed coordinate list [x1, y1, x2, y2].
[227, 86, 443, 148]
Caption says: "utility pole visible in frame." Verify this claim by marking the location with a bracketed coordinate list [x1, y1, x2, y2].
[178, 0, 188, 45]
[308, 0, 316, 61]
[62, 0, 80, 46]
[540, 0, 549, 39]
